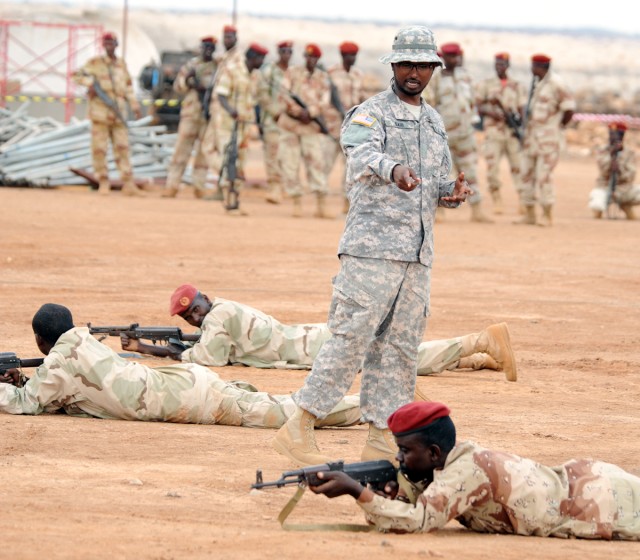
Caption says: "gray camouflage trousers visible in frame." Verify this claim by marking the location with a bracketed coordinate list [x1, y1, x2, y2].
[294, 255, 430, 428]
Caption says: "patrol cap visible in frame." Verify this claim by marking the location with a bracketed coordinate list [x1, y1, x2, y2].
[387, 401, 451, 437]
[379, 26, 444, 66]
[170, 284, 199, 316]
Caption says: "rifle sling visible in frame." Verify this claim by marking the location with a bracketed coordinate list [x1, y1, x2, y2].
[276, 484, 376, 532]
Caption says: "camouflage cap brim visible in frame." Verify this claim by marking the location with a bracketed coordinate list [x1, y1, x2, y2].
[379, 49, 444, 65]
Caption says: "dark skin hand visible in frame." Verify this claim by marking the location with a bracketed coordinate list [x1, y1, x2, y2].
[119, 334, 183, 360]
[0, 368, 23, 387]
[309, 471, 402, 503]
[392, 167, 473, 202]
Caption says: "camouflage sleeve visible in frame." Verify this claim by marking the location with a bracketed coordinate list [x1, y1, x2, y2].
[72, 58, 96, 89]
[619, 151, 637, 184]
[307, 73, 330, 119]
[214, 65, 233, 98]
[180, 321, 232, 367]
[173, 59, 195, 95]
[596, 146, 611, 178]
[0, 357, 76, 415]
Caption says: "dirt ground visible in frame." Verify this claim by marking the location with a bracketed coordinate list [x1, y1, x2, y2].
[1, 141, 639, 560]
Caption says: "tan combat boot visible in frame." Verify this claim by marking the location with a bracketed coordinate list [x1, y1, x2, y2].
[98, 180, 110, 196]
[313, 193, 332, 219]
[457, 352, 499, 371]
[621, 203, 636, 220]
[265, 183, 283, 204]
[513, 205, 536, 225]
[470, 202, 494, 223]
[461, 323, 517, 382]
[361, 424, 398, 464]
[292, 196, 303, 218]
[592, 209, 603, 219]
[122, 182, 146, 197]
[161, 186, 179, 198]
[272, 407, 331, 466]
[490, 189, 504, 215]
[538, 205, 553, 227]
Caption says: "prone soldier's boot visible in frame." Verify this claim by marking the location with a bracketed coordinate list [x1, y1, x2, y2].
[98, 180, 110, 196]
[456, 352, 499, 371]
[292, 196, 303, 218]
[313, 193, 332, 219]
[272, 407, 331, 466]
[460, 323, 517, 382]
[538, 205, 553, 227]
[470, 201, 493, 223]
[490, 189, 504, 215]
[513, 205, 536, 225]
[361, 424, 398, 465]
[621, 203, 636, 220]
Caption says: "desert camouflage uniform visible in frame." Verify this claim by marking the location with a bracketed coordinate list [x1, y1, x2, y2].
[423, 68, 482, 204]
[277, 64, 332, 198]
[256, 61, 290, 199]
[165, 56, 218, 193]
[294, 87, 461, 428]
[475, 76, 526, 196]
[180, 297, 475, 374]
[588, 145, 640, 212]
[0, 327, 360, 429]
[359, 440, 640, 540]
[324, 64, 366, 193]
[72, 55, 140, 189]
[521, 71, 576, 207]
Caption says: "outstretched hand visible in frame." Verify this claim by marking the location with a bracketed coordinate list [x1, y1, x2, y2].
[393, 165, 421, 192]
[441, 171, 473, 203]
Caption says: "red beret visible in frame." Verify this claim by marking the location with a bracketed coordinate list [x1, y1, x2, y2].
[249, 42, 269, 56]
[531, 54, 551, 64]
[440, 42, 462, 56]
[387, 402, 451, 436]
[223, 25, 237, 33]
[169, 284, 198, 316]
[102, 32, 117, 42]
[339, 41, 359, 55]
[305, 43, 322, 58]
[609, 121, 628, 132]
[495, 52, 510, 61]
[201, 36, 217, 44]
[278, 40, 293, 49]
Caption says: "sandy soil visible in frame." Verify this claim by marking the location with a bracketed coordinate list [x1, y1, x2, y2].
[1, 142, 640, 559]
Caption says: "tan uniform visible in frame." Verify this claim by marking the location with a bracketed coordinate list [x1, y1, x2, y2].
[359, 440, 640, 540]
[476, 76, 526, 196]
[521, 71, 576, 208]
[588, 145, 640, 215]
[72, 55, 140, 191]
[165, 56, 218, 193]
[277, 65, 332, 198]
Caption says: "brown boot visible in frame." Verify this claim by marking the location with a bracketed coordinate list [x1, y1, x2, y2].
[361, 424, 398, 464]
[313, 193, 332, 219]
[457, 352, 499, 371]
[592, 209, 603, 219]
[265, 183, 283, 204]
[272, 407, 331, 466]
[621, 204, 636, 220]
[292, 196, 302, 218]
[98, 181, 110, 196]
[514, 205, 536, 225]
[470, 202, 494, 223]
[122, 182, 146, 197]
[538, 205, 553, 227]
[461, 323, 517, 382]
[161, 187, 179, 198]
[490, 189, 504, 215]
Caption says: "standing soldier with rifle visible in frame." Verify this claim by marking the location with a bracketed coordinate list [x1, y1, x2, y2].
[277, 43, 334, 219]
[72, 31, 144, 196]
[162, 36, 219, 199]
[588, 121, 640, 220]
[475, 53, 526, 215]
[257, 40, 293, 205]
[517, 54, 576, 227]
[209, 43, 269, 215]
[325, 41, 368, 215]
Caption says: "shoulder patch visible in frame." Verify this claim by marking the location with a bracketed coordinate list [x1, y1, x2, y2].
[351, 113, 377, 127]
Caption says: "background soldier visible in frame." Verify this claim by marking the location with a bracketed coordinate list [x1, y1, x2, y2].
[72, 31, 144, 196]
[589, 121, 639, 219]
[277, 43, 333, 218]
[325, 41, 367, 214]
[257, 40, 293, 205]
[162, 36, 218, 199]
[423, 42, 492, 222]
[475, 52, 526, 214]
[518, 54, 576, 227]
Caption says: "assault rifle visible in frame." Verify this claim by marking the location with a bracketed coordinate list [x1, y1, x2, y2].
[287, 90, 338, 142]
[87, 323, 200, 350]
[491, 98, 523, 144]
[521, 75, 539, 136]
[606, 150, 619, 219]
[219, 121, 240, 211]
[251, 459, 396, 490]
[92, 77, 128, 126]
[0, 352, 44, 374]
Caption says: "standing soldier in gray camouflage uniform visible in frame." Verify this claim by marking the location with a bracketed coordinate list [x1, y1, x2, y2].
[310, 401, 640, 540]
[257, 40, 293, 205]
[120, 284, 517, 380]
[162, 36, 218, 199]
[423, 42, 492, 223]
[518, 54, 576, 227]
[0, 304, 361, 429]
[475, 52, 526, 214]
[72, 31, 144, 196]
[272, 26, 472, 467]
